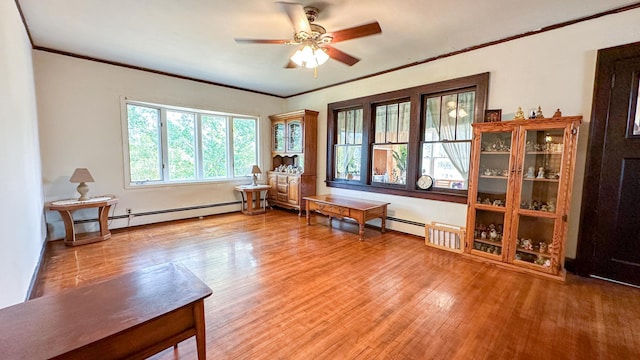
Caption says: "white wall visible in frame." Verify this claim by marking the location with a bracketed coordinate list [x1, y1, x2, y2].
[0, 0, 47, 309]
[34, 52, 284, 239]
[286, 8, 640, 258]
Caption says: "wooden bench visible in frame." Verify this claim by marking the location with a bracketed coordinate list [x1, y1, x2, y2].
[304, 194, 390, 240]
[0, 263, 212, 360]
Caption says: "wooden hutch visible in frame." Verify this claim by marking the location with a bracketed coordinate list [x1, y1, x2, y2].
[267, 109, 318, 215]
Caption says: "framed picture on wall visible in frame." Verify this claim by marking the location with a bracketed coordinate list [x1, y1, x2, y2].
[484, 109, 502, 122]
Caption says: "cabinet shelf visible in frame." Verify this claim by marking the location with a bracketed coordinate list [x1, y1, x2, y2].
[480, 151, 510, 155]
[522, 178, 559, 183]
[475, 204, 506, 212]
[515, 247, 551, 257]
[465, 116, 581, 280]
[479, 175, 508, 180]
[474, 238, 503, 246]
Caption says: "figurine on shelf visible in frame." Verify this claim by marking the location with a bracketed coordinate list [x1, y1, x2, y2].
[528, 108, 537, 119]
[553, 108, 562, 118]
[536, 106, 544, 118]
[539, 242, 548, 254]
[521, 238, 533, 250]
[489, 227, 498, 241]
[515, 107, 525, 120]
[547, 200, 556, 213]
[526, 166, 535, 178]
[480, 230, 487, 239]
[482, 198, 492, 205]
[537, 167, 545, 178]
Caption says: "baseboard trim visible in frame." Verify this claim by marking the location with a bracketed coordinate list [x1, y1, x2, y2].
[26, 237, 50, 300]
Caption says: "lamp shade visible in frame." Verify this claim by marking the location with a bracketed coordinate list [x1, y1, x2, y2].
[290, 45, 329, 69]
[251, 165, 262, 175]
[69, 168, 95, 183]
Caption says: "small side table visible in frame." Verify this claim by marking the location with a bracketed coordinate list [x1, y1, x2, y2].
[46, 196, 118, 246]
[235, 185, 270, 215]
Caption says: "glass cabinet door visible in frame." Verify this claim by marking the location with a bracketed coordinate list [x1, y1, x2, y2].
[287, 120, 303, 152]
[470, 130, 513, 259]
[273, 122, 285, 152]
[511, 128, 565, 270]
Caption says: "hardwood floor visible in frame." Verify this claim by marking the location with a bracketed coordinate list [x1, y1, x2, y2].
[33, 210, 640, 359]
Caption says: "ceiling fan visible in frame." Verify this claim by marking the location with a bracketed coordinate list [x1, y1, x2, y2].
[235, 2, 382, 73]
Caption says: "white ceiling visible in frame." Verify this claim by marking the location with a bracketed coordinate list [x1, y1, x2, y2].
[18, 0, 640, 97]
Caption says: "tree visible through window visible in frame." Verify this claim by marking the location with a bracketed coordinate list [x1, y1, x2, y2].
[124, 101, 257, 185]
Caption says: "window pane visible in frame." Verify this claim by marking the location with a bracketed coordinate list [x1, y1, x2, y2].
[372, 144, 407, 184]
[345, 111, 355, 144]
[233, 118, 257, 177]
[398, 102, 410, 142]
[354, 109, 363, 144]
[337, 111, 346, 144]
[375, 105, 386, 143]
[458, 92, 475, 140]
[425, 97, 441, 141]
[421, 141, 469, 190]
[127, 104, 162, 182]
[441, 94, 458, 141]
[202, 115, 228, 179]
[387, 103, 399, 143]
[335, 145, 361, 180]
[166, 111, 196, 180]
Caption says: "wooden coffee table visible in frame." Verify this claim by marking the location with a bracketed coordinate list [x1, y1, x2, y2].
[0, 263, 212, 359]
[304, 194, 390, 240]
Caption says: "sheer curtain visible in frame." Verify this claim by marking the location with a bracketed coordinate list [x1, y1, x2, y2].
[429, 92, 474, 182]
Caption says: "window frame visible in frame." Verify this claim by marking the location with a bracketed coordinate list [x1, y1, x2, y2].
[121, 98, 259, 188]
[326, 73, 489, 203]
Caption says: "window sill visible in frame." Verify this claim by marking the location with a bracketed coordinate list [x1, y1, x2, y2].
[325, 180, 467, 204]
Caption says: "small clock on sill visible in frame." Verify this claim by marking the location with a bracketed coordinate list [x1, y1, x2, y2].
[417, 175, 433, 190]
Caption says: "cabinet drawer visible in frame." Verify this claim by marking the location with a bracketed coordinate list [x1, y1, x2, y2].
[277, 175, 288, 184]
[277, 194, 288, 202]
[309, 202, 350, 217]
[277, 184, 288, 193]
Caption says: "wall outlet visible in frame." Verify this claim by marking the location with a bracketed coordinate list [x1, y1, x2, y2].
[126, 208, 132, 214]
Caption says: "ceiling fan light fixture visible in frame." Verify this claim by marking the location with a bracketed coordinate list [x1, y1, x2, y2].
[290, 45, 329, 68]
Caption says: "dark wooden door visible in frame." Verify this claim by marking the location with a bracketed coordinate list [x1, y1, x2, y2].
[577, 42, 640, 286]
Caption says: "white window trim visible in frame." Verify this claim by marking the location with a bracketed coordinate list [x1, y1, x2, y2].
[120, 97, 260, 189]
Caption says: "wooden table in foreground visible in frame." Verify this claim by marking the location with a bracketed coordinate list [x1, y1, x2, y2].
[0, 263, 212, 360]
[304, 194, 390, 240]
[46, 196, 118, 246]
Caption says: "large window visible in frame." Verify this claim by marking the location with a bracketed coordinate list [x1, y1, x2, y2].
[124, 100, 258, 186]
[326, 73, 489, 203]
[372, 101, 410, 185]
[334, 108, 363, 181]
[422, 90, 474, 190]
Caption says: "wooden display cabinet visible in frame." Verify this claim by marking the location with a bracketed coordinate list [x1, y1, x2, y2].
[267, 109, 318, 214]
[464, 116, 581, 280]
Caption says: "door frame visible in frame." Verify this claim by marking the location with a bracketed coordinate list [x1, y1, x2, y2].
[575, 41, 640, 277]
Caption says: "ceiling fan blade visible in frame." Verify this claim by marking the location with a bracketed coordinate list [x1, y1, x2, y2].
[329, 22, 382, 43]
[285, 59, 298, 68]
[278, 2, 311, 34]
[235, 38, 291, 44]
[324, 46, 360, 66]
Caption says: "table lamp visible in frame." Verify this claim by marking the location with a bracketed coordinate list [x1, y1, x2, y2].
[251, 165, 261, 186]
[69, 168, 95, 201]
